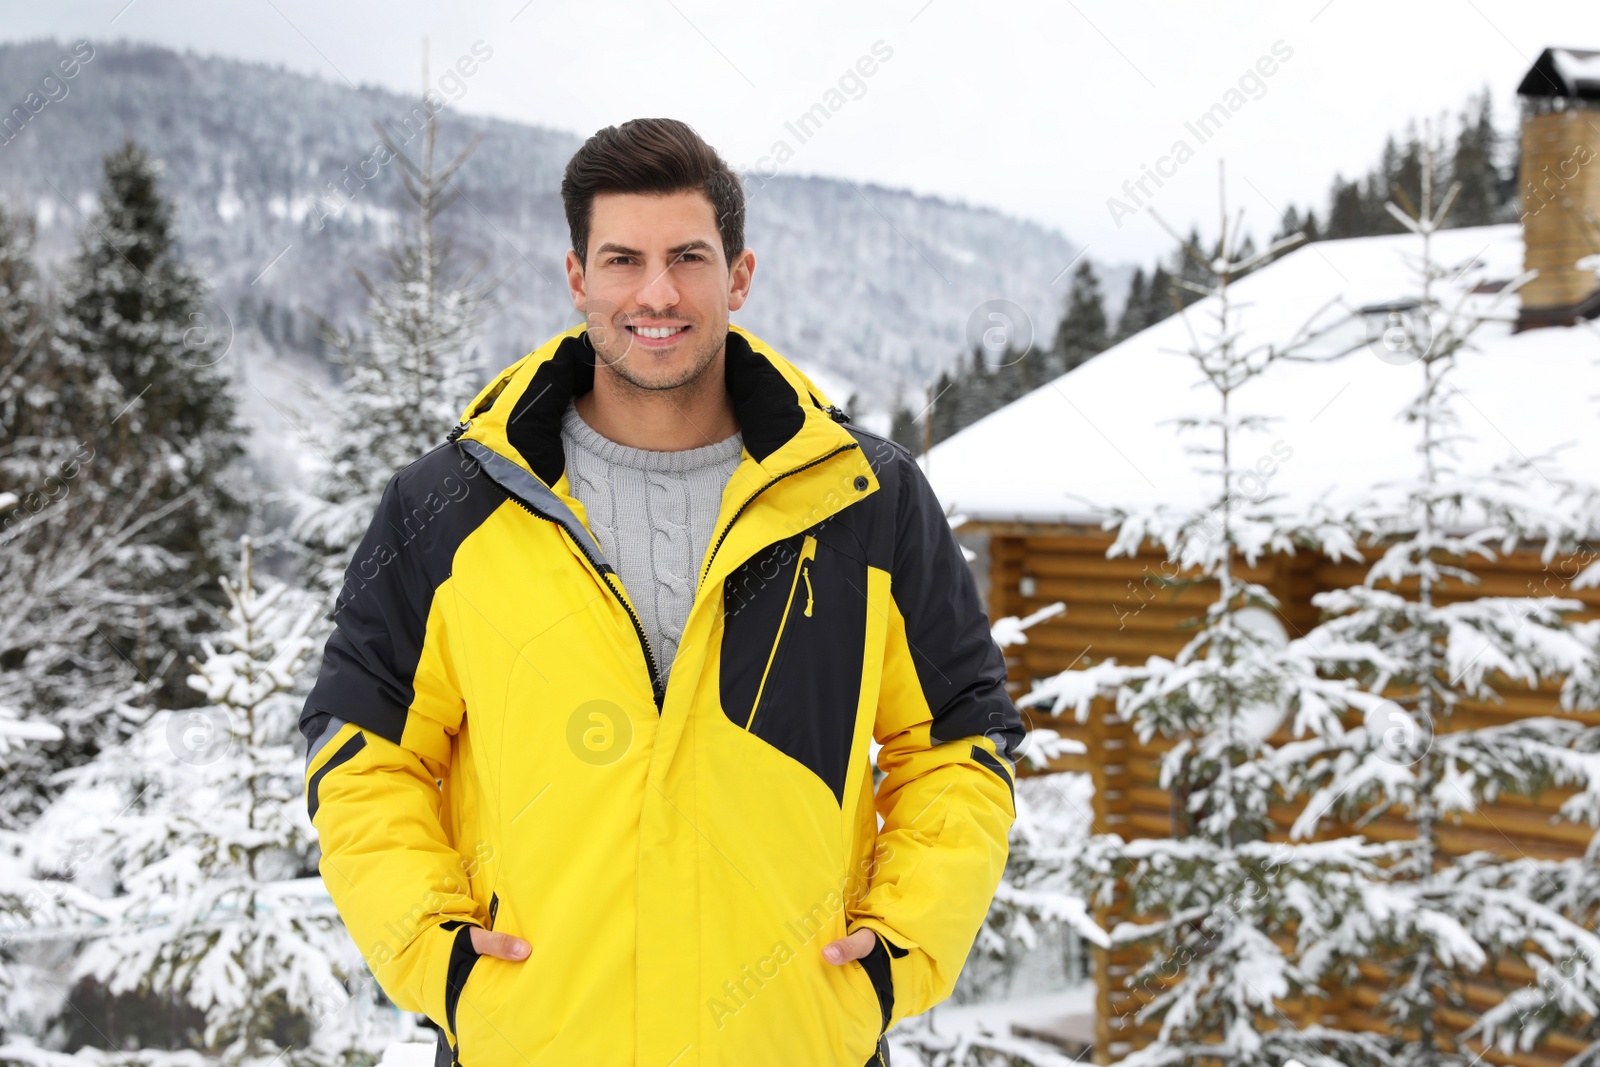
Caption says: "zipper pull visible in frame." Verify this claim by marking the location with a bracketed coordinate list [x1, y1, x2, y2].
[800, 535, 817, 617]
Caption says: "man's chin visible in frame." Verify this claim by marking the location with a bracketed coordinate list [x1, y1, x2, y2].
[598, 352, 684, 388]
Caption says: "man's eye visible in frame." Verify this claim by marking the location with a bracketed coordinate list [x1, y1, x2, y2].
[676, 253, 703, 263]
[607, 256, 633, 266]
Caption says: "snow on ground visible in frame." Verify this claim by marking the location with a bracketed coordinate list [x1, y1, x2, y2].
[377, 1041, 436, 1067]
[888, 982, 1098, 1065]
[925, 981, 1096, 1041]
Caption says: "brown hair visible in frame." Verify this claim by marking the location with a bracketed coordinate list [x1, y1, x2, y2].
[561, 118, 745, 271]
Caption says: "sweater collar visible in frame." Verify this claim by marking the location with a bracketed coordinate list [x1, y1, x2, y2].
[559, 398, 745, 473]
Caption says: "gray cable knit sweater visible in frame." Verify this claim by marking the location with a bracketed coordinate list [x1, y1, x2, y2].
[560, 398, 745, 682]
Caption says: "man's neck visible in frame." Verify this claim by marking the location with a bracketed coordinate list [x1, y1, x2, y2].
[575, 353, 741, 452]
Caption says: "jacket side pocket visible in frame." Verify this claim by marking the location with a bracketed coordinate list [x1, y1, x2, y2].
[441, 921, 482, 1060]
[855, 932, 896, 1037]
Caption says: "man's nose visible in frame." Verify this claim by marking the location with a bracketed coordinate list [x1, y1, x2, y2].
[635, 259, 681, 311]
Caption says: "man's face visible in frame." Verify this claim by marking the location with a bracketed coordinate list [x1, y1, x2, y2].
[566, 189, 755, 392]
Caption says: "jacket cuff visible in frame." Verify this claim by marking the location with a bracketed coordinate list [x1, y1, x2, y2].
[439, 920, 483, 1050]
[848, 920, 914, 1031]
[859, 930, 898, 1035]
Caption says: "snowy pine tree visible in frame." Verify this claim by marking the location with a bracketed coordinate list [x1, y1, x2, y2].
[861, 523, 1100, 1063]
[1448, 90, 1502, 227]
[1476, 323, 1600, 1064]
[37, 537, 388, 1067]
[0, 697, 88, 1051]
[1281, 149, 1600, 1067]
[291, 100, 497, 594]
[0, 197, 56, 499]
[885, 603, 1101, 1066]
[0, 194, 178, 832]
[1049, 260, 1110, 377]
[48, 140, 247, 708]
[1458, 831, 1600, 1066]
[970, 604, 1102, 966]
[3, 404, 143, 1055]
[1115, 269, 1149, 343]
[1003, 174, 1415, 1067]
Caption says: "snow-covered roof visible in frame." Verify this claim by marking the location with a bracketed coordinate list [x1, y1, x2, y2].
[926, 224, 1600, 526]
[1518, 46, 1600, 101]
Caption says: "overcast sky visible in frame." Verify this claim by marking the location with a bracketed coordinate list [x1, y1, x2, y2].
[3, 1, 1591, 266]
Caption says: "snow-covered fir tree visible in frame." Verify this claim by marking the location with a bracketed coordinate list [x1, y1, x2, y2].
[997, 174, 1423, 1067]
[0, 196, 55, 498]
[291, 97, 498, 594]
[0, 468, 179, 832]
[1, 194, 161, 1060]
[1279, 157, 1600, 1066]
[47, 140, 247, 708]
[39, 538, 388, 1067]
[1473, 312, 1600, 1067]
[0, 194, 176, 831]
[1459, 831, 1600, 1066]
[968, 602, 1100, 975]
[0, 697, 91, 1053]
[888, 601, 1103, 1067]
[1048, 260, 1111, 379]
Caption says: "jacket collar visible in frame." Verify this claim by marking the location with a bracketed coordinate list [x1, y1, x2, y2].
[455, 323, 857, 488]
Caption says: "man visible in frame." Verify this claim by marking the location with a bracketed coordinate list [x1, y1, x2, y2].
[300, 117, 1024, 1067]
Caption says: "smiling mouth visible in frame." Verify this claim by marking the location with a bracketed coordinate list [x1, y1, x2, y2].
[628, 324, 690, 340]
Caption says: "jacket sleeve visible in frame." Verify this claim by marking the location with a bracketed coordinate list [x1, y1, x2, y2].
[846, 444, 1025, 1030]
[300, 469, 486, 1050]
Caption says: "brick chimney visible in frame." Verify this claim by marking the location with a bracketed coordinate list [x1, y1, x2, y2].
[1515, 47, 1600, 330]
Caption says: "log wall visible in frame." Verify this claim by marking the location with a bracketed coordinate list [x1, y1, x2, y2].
[976, 523, 1600, 1065]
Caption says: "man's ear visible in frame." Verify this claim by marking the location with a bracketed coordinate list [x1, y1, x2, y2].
[727, 248, 756, 313]
[565, 249, 587, 312]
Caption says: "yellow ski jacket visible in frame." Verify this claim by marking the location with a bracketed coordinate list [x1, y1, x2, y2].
[300, 324, 1024, 1067]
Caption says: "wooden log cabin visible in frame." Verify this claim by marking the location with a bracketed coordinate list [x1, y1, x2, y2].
[926, 47, 1600, 1066]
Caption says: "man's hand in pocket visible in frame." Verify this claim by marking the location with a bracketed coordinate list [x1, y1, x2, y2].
[821, 928, 876, 965]
[470, 927, 530, 960]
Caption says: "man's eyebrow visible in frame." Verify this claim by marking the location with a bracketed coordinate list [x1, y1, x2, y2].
[593, 240, 715, 258]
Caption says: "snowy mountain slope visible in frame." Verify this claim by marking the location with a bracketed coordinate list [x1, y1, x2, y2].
[0, 38, 1112, 416]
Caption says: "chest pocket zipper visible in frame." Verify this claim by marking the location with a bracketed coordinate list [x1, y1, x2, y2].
[744, 533, 817, 730]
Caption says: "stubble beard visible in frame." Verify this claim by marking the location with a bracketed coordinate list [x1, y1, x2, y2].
[595, 316, 727, 397]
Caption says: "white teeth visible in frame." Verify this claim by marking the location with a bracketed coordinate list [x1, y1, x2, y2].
[633, 325, 685, 339]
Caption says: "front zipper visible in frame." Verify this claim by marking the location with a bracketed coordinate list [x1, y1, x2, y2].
[492, 482, 665, 711]
[744, 533, 816, 731]
[699, 442, 860, 591]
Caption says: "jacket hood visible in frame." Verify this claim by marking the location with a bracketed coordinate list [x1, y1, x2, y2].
[453, 323, 856, 489]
